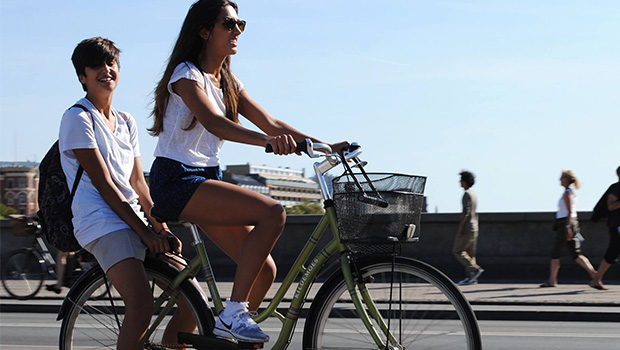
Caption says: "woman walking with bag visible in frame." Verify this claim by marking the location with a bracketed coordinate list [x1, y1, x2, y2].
[540, 170, 597, 287]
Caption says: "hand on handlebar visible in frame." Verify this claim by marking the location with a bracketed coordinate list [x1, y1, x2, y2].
[266, 134, 298, 155]
[330, 141, 350, 155]
[265, 138, 354, 159]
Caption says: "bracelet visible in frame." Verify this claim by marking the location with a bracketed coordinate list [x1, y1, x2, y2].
[565, 225, 571, 228]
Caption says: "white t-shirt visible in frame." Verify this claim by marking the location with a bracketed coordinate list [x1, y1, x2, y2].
[153, 61, 244, 167]
[556, 188, 577, 219]
[59, 98, 146, 247]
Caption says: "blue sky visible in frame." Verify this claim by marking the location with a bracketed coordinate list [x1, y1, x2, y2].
[1, 0, 618, 213]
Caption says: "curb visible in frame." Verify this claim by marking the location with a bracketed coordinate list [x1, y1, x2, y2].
[2, 299, 619, 323]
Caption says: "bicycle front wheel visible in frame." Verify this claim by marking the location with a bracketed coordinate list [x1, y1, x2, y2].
[304, 256, 481, 350]
[59, 257, 214, 350]
[1, 248, 46, 300]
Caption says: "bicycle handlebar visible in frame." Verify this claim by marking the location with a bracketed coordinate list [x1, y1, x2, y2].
[264, 139, 387, 207]
[264, 139, 333, 157]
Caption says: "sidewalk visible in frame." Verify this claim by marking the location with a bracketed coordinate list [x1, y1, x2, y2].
[2, 282, 619, 321]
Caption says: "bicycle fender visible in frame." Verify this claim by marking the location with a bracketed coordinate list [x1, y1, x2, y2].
[57, 263, 104, 321]
[56, 255, 212, 322]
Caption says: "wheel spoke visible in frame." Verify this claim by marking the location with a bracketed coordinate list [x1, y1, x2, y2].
[305, 258, 481, 350]
[59, 258, 213, 350]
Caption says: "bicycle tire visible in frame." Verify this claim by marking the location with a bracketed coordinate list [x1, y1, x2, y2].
[303, 256, 482, 350]
[1, 248, 46, 300]
[59, 256, 215, 350]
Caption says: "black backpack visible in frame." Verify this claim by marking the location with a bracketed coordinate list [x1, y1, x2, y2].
[37, 104, 92, 252]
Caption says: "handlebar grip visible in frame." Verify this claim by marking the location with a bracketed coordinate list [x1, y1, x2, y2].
[265, 139, 309, 154]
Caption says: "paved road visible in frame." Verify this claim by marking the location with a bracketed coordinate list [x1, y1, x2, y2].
[1, 313, 619, 349]
[2, 282, 619, 321]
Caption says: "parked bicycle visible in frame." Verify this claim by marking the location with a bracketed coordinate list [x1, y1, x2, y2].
[1, 215, 98, 300]
[57, 141, 482, 350]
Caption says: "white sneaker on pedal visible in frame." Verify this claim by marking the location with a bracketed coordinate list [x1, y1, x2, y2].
[213, 304, 269, 343]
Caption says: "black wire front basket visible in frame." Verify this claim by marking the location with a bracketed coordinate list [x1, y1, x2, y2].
[332, 173, 426, 255]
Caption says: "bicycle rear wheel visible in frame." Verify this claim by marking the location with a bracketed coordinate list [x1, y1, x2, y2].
[304, 256, 481, 350]
[59, 257, 214, 350]
[1, 248, 46, 300]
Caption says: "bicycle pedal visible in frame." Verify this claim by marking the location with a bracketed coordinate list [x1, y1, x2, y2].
[214, 336, 264, 349]
[178, 332, 239, 350]
[237, 341, 264, 349]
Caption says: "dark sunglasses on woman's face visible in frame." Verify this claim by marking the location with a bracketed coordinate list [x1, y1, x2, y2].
[221, 16, 246, 32]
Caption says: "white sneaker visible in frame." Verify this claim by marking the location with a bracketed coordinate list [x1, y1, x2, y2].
[213, 308, 269, 343]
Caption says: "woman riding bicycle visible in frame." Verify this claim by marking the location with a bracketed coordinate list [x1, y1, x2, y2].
[60, 37, 184, 350]
[148, 0, 346, 344]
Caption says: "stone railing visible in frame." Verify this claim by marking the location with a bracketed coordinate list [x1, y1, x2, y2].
[1, 212, 611, 283]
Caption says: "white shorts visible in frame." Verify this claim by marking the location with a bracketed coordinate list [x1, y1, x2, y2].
[84, 228, 147, 272]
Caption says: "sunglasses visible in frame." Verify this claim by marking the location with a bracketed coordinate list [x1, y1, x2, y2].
[220, 16, 246, 32]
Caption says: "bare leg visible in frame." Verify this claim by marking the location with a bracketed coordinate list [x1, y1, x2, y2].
[201, 225, 277, 311]
[161, 297, 197, 348]
[160, 256, 200, 347]
[106, 258, 154, 350]
[180, 181, 284, 308]
[574, 255, 597, 278]
[591, 260, 611, 287]
[548, 259, 560, 286]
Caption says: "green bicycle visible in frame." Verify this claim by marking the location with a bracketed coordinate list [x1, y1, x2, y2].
[57, 140, 482, 350]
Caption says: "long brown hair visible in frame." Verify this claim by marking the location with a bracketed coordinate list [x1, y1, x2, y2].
[149, 0, 240, 136]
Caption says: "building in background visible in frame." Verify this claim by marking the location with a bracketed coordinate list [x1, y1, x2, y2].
[0, 162, 39, 215]
[224, 164, 321, 207]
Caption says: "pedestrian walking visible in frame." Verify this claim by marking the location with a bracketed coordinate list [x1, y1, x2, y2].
[453, 171, 484, 285]
[540, 170, 597, 287]
[589, 165, 620, 290]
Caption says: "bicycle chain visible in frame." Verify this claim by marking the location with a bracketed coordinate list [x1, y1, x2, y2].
[144, 341, 188, 349]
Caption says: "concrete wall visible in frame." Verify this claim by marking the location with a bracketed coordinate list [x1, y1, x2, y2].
[1, 212, 615, 283]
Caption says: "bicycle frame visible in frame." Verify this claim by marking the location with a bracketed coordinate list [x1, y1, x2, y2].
[147, 143, 397, 349]
[34, 233, 57, 277]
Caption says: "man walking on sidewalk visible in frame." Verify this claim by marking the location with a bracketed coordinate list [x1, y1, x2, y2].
[454, 170, 484, 285]
[590, 165, 620, 290]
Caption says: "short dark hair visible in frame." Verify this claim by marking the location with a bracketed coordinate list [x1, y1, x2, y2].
[460, 171, 475, 188]
[71, 37, 121, 91]
[616, 165, 620, 176]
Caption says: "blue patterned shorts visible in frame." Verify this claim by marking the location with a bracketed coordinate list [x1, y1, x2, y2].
[149, 157, 222, 221]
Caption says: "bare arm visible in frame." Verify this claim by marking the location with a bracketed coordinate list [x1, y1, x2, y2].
[73, 148, 170, 253]
[608, 193, 620, 211]
[172, 79, 283, 150]
[129, 157, 180, 253]
[239, 89, 349, 153]
[563, 191, 573, 240]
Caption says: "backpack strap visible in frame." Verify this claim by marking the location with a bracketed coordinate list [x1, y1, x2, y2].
[69, 104, 94, 197]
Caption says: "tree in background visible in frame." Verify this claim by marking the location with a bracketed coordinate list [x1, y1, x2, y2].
[0, 204, 18, 218]
[285, 199, 324, 215]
